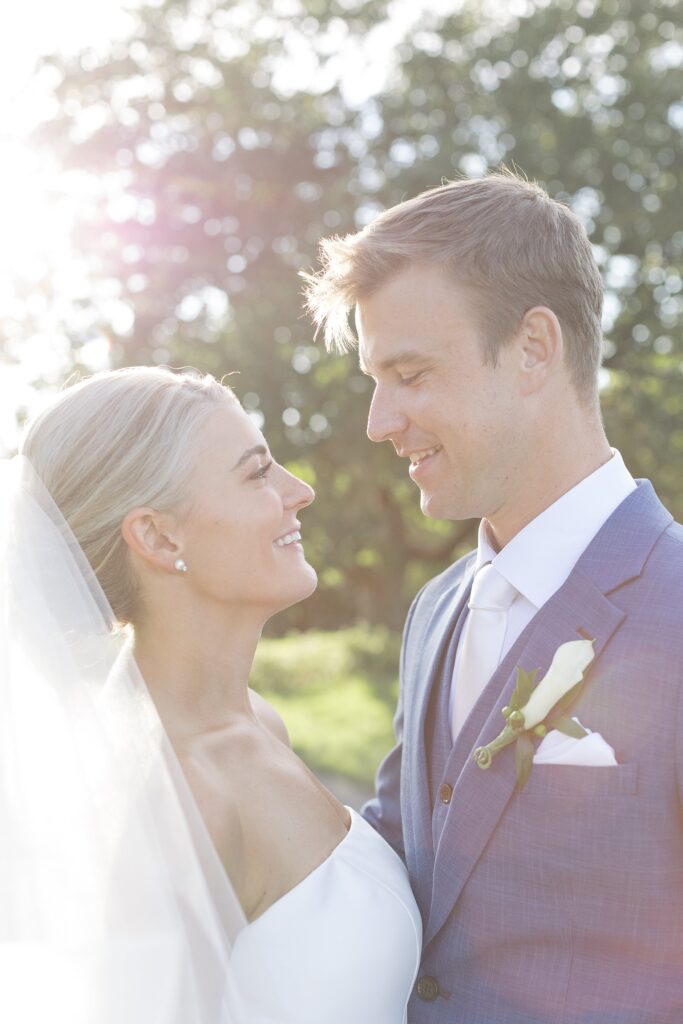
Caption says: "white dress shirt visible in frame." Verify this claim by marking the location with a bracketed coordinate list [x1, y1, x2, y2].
[448, 450, 637, 733]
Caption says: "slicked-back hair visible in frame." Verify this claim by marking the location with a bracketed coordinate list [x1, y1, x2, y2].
[302, 171, 604, 404]
[21, 366, 237, 626]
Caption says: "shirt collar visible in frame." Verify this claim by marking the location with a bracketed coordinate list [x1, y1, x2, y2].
[475, 450, 637, 609]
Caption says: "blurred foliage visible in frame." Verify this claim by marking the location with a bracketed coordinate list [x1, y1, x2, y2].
[8, 0, 682, 629]
[251, 626, 400, 782]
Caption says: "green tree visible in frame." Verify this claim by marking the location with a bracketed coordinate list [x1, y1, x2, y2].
[11, 0, 682, 629]
[347, 0, 683, 513]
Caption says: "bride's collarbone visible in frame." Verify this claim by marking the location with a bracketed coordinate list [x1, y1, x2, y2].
[233, 747, 352, 915]
[179, 719, 351, 922]
[240, 793, 352, 923]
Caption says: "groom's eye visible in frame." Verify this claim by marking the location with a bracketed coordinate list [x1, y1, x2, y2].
[399, 371, 423, 386]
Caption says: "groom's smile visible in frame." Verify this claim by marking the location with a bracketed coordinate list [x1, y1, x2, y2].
[356, 262, 524, 523]
[408, 444, 443, 466]
[407, 445, 443, 481]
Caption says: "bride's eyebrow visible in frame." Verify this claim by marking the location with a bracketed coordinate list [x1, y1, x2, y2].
[232, 444, 268, 470]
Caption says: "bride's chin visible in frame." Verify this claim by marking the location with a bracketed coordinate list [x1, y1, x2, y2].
[297, 566, 318, 600]
[261, 570, 316, 615]
[279, 567, 318, 610]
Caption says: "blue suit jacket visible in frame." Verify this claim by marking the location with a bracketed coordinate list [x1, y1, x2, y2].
[363, 481, 683, 1023]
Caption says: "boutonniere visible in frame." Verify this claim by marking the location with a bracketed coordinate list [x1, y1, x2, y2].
[473, 638, 595, 791]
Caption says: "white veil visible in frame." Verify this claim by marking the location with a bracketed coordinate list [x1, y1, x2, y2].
[0, 456, 275, 1023]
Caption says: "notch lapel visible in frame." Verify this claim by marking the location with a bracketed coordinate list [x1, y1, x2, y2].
[423, 480, 673, 948]
[423, 569, 626, 945]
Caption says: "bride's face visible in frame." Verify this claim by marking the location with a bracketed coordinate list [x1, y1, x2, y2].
[178, 401, 317, 616]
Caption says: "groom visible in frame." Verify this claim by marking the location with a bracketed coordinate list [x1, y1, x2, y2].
[305, 173, 683, 1023]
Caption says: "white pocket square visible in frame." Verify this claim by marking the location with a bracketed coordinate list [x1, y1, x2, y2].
[532, 718, 618, 767]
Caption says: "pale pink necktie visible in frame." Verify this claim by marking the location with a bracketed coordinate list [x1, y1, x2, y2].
[451, 563, 518, 739]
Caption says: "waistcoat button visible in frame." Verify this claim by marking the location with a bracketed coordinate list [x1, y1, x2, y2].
[439, 783, 453, 804]
[416, 976, 440, 1002]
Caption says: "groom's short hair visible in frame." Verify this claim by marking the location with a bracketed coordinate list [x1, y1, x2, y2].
[303, 170, 604, 403]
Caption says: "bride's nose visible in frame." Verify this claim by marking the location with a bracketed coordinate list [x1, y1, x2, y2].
[283, 470, 315, 510]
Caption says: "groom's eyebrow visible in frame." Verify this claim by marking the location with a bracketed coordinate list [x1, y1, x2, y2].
[232, 444, 268, 470]
[359, 349, 427, 375]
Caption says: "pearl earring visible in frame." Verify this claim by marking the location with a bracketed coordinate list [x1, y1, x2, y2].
[174, 558, 188, 573]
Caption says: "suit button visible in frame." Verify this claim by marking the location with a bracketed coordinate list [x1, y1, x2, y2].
[439, 783, 452, 804]
[416, 976, 440, 1002]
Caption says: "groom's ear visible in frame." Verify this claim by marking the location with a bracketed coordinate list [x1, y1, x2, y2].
[515, 305, 563, 396]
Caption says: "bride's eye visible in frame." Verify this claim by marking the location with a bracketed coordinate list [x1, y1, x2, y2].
[250, 460, 273, 480]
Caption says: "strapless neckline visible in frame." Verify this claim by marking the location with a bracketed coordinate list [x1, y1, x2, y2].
[229, 805, 423, 1022]
[248, 806, 357, 927]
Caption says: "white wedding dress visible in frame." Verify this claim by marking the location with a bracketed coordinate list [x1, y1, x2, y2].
[230, 807, 423, 1023]
[0, 457, 422, 1024]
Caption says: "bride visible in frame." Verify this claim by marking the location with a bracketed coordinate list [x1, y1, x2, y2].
[0, 366, 421, 1024]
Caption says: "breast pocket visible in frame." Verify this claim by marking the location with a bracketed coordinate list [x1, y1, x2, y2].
[522, 762, 639, 798]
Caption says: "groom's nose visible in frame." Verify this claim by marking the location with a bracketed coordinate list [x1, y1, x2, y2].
[367, 384, 408, 443]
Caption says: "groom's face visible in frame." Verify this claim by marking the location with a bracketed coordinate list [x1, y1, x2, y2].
[357, 263, 524, 521]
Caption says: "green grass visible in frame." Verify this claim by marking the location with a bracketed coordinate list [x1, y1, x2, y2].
[250, 627, 400, 785]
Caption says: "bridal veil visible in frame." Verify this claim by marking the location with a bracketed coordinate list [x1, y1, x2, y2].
[0, 456, 277, 1023]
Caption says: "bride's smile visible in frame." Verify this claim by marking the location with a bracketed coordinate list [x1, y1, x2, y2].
[121, 401, 318, 629]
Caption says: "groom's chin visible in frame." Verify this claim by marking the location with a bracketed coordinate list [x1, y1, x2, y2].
[419, 488, 470, 522]
[419, 489, 449, 520]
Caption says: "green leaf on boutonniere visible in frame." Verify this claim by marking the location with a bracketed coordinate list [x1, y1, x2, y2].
[515, 733, 535, 791]
[550, 715, 589, 739]
[510, 667, 538, 710]
[473, 639, 596, 783]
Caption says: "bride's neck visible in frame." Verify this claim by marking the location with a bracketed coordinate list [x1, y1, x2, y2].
[132, 608, 263, 742]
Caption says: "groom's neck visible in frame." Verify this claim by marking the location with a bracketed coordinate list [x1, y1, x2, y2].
[485, 405, 612, 551]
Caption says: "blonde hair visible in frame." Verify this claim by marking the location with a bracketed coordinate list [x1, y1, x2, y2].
[21, 366, 237, 625]
[303, 171, 604, 403]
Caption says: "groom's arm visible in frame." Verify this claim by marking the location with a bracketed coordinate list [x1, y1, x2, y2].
[361, 592, 423, 861]
[675, 657, 683, 813]
[361, 689, 406, 860]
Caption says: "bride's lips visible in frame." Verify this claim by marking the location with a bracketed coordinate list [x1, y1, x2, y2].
[273, 527, 304, 552]
[408, 446, 443, 482]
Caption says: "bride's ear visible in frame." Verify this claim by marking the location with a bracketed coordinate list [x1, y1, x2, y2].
[121, 507, 183, 573]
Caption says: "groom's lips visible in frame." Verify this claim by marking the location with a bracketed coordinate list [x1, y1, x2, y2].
[407, 445, 443, 482]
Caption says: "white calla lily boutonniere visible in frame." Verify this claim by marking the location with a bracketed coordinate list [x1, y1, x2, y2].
[473, 638, 596, 791]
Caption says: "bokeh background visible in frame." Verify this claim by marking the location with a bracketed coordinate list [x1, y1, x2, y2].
[2, 0, 681, 801]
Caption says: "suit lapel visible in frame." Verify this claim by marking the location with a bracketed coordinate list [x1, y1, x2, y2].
[423, 480, 673, 948]
[404, 556, 475, 910]
[424, 570, 626, 945]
